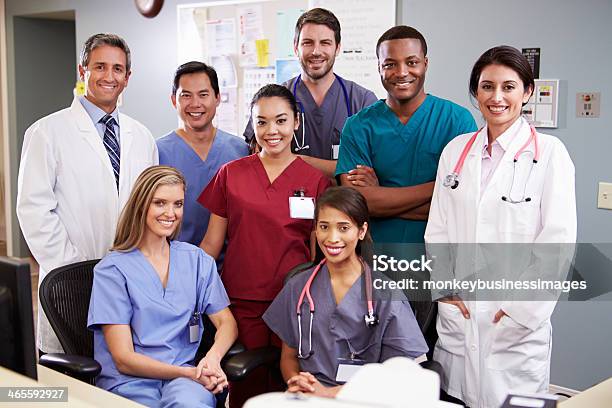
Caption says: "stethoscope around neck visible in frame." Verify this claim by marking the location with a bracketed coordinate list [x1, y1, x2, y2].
[296, 258, 378, 360]
[442, 121, 540, 203]
[291, 74, 352, 152]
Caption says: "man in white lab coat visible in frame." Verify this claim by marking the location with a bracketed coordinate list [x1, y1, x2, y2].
[17, 33, 158, 354]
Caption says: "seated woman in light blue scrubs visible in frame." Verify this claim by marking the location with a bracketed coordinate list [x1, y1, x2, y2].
[263, 187, 428, 397]
[87, 166, 238, 408]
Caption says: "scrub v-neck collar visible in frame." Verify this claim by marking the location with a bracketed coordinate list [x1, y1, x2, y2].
[296, 75, 340, 111]
[322, 264, 364, 310]
[252, 154, 302, 190]
[382, 94, 433, 144]
[173, 130, 220, 166]
[136, 240, 175, 298]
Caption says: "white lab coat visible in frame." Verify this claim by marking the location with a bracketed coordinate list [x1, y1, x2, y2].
[17, 97, 158, 353]
[424, 117, 576, 408]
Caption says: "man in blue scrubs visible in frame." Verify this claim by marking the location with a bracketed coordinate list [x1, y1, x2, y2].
[336, 26, 477, 243]
[244, 8, 377, 178]
[158, 62, 248, 246]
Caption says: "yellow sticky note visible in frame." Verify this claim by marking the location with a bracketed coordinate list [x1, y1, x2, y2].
[75, 80, 86, 96]
[256, 39, 269, 67]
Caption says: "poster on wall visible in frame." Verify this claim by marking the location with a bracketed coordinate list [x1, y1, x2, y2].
[215, 87, 239, 135]
[275, 58, 301, 85]
[243, 67, 276, 130]
[206, 18, 236, 56]
[177, 6, 208, 63]
[522, 48, 541, 78]
[238, 5, 265, 67]
[310, 0, 396, 98]
[276, 8, 306, 58]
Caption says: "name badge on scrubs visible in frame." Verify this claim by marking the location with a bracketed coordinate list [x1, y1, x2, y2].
[332, 144, 340, 160]
[335, 357, 366, 383]
[289, 190, 315, 219]
[189, 312, 200, 343]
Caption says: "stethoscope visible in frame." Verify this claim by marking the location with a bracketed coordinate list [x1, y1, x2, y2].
[443, 123, 539, 204]
[291, 74, 352, 152]
[296, 258, 378, 359]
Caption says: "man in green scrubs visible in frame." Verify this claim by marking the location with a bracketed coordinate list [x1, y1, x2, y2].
[336, 26, 477, 243]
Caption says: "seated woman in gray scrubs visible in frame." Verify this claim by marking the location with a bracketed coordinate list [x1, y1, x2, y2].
[263, 187, 428, 397]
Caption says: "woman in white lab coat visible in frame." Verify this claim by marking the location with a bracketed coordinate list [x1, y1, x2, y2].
[425, 46, 576, 408]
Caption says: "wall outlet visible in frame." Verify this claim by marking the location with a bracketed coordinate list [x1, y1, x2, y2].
[598, 182, 612, 210]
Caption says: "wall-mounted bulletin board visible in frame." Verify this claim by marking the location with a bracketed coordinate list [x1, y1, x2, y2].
[177, 0, 396, 136]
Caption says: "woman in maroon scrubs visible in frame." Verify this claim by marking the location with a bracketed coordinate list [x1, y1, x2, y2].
[199, 84, 330, 406]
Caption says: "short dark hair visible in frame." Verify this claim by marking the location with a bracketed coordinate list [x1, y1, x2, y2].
[172, 61, 220, 97]
[250, 84, 298, 119]
[294, 8, 341, 45]
[469, 46, 535, 104]
[315, 187, 373, 263]
[80, 33, 131, 72]
[376, 25, 427, 58]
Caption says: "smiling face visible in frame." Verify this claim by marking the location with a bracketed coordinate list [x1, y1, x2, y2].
[476, 64, 532, 135]
[378, 38, 428, 107]
[172, 72, 219, 133]
[295, 23, 340, 82]
[252, 96, 299, 158]
[316, 206, 367, 267]
[144, 184, 184, 241]
[78, 45, 130, 113]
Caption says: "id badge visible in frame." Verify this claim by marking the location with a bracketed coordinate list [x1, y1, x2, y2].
[335, 357, 366, 383]
[332, 144, 340, 160]
[289, 196, 315, 219]
[188, 314, 200, 343]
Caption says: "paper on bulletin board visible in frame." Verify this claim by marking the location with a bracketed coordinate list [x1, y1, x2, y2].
[210, 55, 237, 88]
[255, 39, 270, 67]
[206, 18, 236, 56]
[177, 6, 208, 63]
[243, 68, 276, 130]
[238, 5, 264, 67]
[277, 8, 305, 58]
[310, 0, 395, 98]
[537, 85, 553, 104]
[214, 87, 239, 135]
[535, 104, 553, 126]
[275, 58, 301, 85]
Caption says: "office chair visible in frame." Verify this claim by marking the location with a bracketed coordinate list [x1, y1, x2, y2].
[38, 259, 102, 383]
[38, 259, 253, 391]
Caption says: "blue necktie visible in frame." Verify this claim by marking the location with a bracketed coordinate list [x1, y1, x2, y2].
[100, 114, 120, 188]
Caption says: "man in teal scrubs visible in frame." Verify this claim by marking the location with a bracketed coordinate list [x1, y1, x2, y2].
[336, 26, 477, 243]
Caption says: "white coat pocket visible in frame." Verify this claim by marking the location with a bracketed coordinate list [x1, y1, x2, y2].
[487, 316, 551, 372]
[435, 302, 467, 355]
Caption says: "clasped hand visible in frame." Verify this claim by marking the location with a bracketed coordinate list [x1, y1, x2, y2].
[193, 352, 227, 394]
[287, 372, 339, 398]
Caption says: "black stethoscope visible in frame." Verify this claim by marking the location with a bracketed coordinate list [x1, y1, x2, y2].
[296, 258, 378, 360]
[291, 74, 352, 152]
[442, 123, 540, 204]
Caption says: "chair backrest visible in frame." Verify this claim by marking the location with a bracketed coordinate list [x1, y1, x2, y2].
[39, 260, 100, 357]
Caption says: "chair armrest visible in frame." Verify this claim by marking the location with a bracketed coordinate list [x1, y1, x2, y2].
[222, 341, 247, 363]
[223, 346, 280, 382]
[39, 353, 101, 380]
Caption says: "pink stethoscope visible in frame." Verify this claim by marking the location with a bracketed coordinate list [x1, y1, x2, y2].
[296, 258, 378, 359]
[442, 124, 540, 203]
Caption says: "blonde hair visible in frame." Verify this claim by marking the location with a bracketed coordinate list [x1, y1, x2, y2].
[112, 165, 186, 251]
